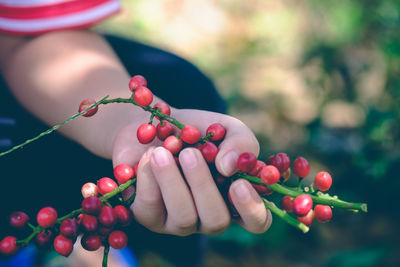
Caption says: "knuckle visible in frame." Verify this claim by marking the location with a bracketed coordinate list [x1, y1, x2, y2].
[172, 215, 198, 235]
[203, 215, 231, 235]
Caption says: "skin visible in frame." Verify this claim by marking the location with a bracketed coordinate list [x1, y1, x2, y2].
[0, 30, 272, 238]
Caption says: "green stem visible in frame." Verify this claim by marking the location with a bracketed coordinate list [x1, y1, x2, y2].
[102, 243, 110, 267]
[16, 227, 42, 246]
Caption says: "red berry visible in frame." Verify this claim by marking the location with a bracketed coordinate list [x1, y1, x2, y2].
[206, 123, 226, 141]
[297, 209, 314, 226]
[0, 236, 18, 256]
[81, 196, 102, 215]
[108, 230, 128, 250]
[259, 165, 280, 185]
[114, 164, 134, 184]
[133, 86, 153, 107]
[248, 160, 266, 176]
[277, 153, 290, 172]
[97, 177, 118, 195]
[314, 205, 332, 223]
[37, 207, 58, 228]
[156, 122, 174, 140]
[163, 135, 183, 154]
[129, 75, 147, 91]
[9, 211, 29, 229]
[153, 102, 171, 118]
[292, 157, 310, 178]
[81, 234, 102, 251]
[98, 226, 113, 236]
[266, 155, 284, 173]
[137, 123, 156, 144]
[280, 196, 294, 212]
[237, 152, 257, 173]
[293, 194, 313, 216]
[252, 184, 273, 195]
[79, 99, 98, 117]
[81, 215, 98, 232]
[98, 206, 117, 227]
[54, 235, 73, 257]
[81, 182, 98, 198]
[180, 125, 201, 144]
[60, 218, 79, 239]
[35, 229, 54, 249]
[314, 171, 332, 192]
[114, 205, 132, 226]
[198, 141, 219, 163]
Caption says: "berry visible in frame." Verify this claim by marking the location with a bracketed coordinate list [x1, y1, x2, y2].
[81, 215, 98, 232]
[293, 194, 313, 216]
[9, 211, 29, 229]
[78, 99, 98, 117]
[0, 236, 18, 256]
[81, 182, 98, 198]
[276, 153, 290, 172]
[108, 230, 128, 250]
[266, 155, 284, 173]
[237, 152, 257, 173]
[198, 141, 219, 163]
[180, 125, 201, 144]
[98, 226, 113, 236]
[98, 206, 117, 227]
[314, 171, 332, 192]
[292, 157, 310, 178]
[314, 205, 332, 223]
[137, 123, 156, 144]
[153, 102, 171, 118]
[280, 196, 294, 212]
[297, 209, 314, 226]
[206, 123, 226, 141]
[248, 160, 266, 176]
[133, 86, 153, 107]
[35, 229, 54, 249]
[163, 135, 183, 154]
[259, 165, 280, 185]
[97, 177, 118, 195]
[53, 235, 73, 257]
[156, 122, 174, 141]
[252, 184, 273, 195]
[281, 168, 291, 182]
[60, 218, 79, 239]
[81, 196, 102, 215]
[128, 75, 147, 91]
[81, 234, 102, 251]
[37, 207, 58, 228]
[114, 205, 132, 226]
[114, 164, 134, 184]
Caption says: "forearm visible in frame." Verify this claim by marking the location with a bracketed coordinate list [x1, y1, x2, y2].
[0, 30, 162, 158]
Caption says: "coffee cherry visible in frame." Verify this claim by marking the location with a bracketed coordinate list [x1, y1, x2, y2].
[81, 234, 102, 251]
[133, 86, 153, 107]
[37, 207, 58, 228]
[163, 135, 183, 154]
[266, 155, 284, 173]
[297, 209, 314, 226]
[248, 160, 266, 176]
[259, 165, 280, 185]
[280, 196, 294, 212]
[252, 184, 273, 195]
[108, 230, 128, 250]
[292, 157, 310, 178]
[153, 102, 171, 117]
[79, 99, 98, 117]
[9, 211, 29, 229]
[0, 236, 18, 256]
[54, 235, 73, 257]
[97, 177, 118, 195]
[114, 164, 134, 184]
[98, 206, 117, 227]
[314, 205, 332, 223]
[156, 122, 174, 140]
[198, 141, 219, 163]
[60, 218, 79, 239]
[114, 205, 132, 226]
[181, 125, 201, 144]
[81, 215, 98, 232]
[35, 229, 54, 249]
[81, 196, 102, 215]
[276, 153, 290, 172]
[129, 75, 147, 91]
[281, 168, 291, 182]
[206, 123, 226, 141]
[81, 182, 98, 198]
[237, 152, 257, 173]
[137, 123, 156, 144]
[314, 171, 332, 192]
[98, 226, 113, 237]
[293, 194, 313, 216]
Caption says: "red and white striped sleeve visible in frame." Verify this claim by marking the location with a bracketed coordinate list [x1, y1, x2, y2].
[0, 0, 121, 35]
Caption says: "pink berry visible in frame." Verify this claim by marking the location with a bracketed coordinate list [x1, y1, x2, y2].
[114, 164, 134, 184]
[81, 215, 98, 232]
[248, 160, 266, 176]
[237, 152, 257, 173]
[0, 236, 18, 256]
[277, 153, 290, 172]
[108, 230, 128, 250]
[37, 207, 58, 228]
[81, 234, 102, 251]
[206, 123, 226, 141]
[114, 205, 132, 226]
[98, 206, 117, 227]
[156, 122, 174, 140]
[198, 141, 219, 163]
[259, 165, 280, 185]
[293, 194, 313, 216]
[78, 99, 98, 117]
[97, 177, 118, 195]
[266, 155, 284, 173]
[280, 196, 294, 212]
[54, 235, 73, 257]
[129, 75, 147, 91]
[314, 171, 332, 191]
[180, 125, 201, 144]
[252, 184, 273, 195]
[163, 135, 183, 154]
[81, 196, 102, 215]
[153, 102, 171, 118]
[137, 123, 156, 144]
[133, 86, 153, 107]
[9, 211, 29, 229]
[314, 205, 332, 223]
[292, 157, 310, 178]
[81, 182, 98, 198]
[35, 229, 54, 249]
[297, 209, 314, 226]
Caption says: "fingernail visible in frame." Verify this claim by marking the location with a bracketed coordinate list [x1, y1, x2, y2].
[221, 151, 238, 176]
[152, 147, 171, 167]
[232, 180, 252, 203]
[180, 148, 198, 169]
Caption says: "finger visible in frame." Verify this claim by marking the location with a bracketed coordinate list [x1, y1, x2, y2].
[131, 147, 166, 232]
[150, 147, 198, 236]
[229, 179, 272, 233]
[179, 148, 231, 234]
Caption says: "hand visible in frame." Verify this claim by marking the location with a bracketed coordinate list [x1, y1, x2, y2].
[112, 109, 272, 236]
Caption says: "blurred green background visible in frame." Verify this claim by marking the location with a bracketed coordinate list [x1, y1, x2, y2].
[98, 0, 400, 266]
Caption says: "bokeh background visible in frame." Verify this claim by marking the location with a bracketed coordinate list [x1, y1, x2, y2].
[96, 0, 399, 266]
